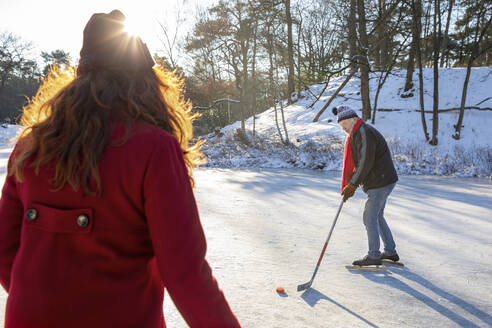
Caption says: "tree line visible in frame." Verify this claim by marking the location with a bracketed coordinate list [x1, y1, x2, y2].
[182, 0, 491, 144]
[0, 32, 70, 124]
[1, 0, 491, 145]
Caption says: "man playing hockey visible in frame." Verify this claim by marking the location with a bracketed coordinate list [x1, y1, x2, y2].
[334, 106, 400, 266]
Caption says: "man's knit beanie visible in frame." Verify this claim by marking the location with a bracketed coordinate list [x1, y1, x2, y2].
[332, 106, 359, 123]
[77, 10, 154, 75]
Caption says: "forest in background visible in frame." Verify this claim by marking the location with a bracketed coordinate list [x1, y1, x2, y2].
[1, 0, 490, 144]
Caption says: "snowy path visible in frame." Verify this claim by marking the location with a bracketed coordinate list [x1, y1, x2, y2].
[1, 165, 491, 327]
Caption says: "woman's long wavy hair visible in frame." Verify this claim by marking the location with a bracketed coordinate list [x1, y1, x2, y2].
[10, 64, 202, 195]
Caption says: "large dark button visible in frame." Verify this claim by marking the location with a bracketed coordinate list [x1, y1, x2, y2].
[77, 214, 90, 228]
[25, 208, 38, 221]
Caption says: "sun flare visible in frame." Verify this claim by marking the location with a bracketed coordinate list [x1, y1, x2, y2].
[123, 15, 146, 38]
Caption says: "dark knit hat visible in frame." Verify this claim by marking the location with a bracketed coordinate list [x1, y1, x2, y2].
[332, 106, 359, 123]
[77, 10, 154, 75]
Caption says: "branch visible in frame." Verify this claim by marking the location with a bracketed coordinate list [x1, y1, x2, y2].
[475, 97, 492, 106]
[312, 69, 357, 122]
[307, 61, 354, 109]
[194, 98, 241, 111]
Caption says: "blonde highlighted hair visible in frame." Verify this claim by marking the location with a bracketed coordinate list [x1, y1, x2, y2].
[11, 65, 202, 195]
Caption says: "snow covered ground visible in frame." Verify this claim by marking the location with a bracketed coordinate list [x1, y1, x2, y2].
[1, 161, 490, 327]
[0, 67, 490, 326]
[164, 169, 492, 328]
[203, 67, 492, 178]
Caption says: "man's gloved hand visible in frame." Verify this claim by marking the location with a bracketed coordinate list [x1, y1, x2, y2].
[341, 184, 357, 202]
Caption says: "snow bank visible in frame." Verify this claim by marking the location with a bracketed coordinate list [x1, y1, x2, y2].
[202, 67, 492, 177]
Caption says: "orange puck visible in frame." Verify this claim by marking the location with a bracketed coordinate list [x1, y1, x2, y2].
[276, 287, 285, 294]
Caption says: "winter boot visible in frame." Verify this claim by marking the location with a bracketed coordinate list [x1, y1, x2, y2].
[381, 252, 399, 262]
[352, 255, 382, 266]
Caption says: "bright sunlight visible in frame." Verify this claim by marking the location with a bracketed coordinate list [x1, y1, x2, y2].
[122, 14, 148, 38]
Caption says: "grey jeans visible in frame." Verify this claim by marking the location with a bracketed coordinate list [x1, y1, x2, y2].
[363, 182, 397, 259]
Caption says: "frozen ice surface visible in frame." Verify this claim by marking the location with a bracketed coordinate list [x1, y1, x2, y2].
[3, 165, 489, 327]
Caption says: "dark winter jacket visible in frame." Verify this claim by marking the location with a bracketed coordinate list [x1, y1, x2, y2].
[348, 122, 398, 192]
[0, 121, 240, 328]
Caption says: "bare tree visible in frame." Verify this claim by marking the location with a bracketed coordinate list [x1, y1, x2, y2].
[357, 0, 372, 121]
[440, 0, 455, 67]
[311, 0, 402, 122]
[285, 0, 295, 104]
[403, 38, 416, 92]
[429, 0, 442, 146]
[278, 95, 290, 143]
[375, 0, 390, 70]
[201, 0, 255, 132]
[251, 15, 259, 137]
[274, 36, 290, 143]
[297, 0, 341, 85]
[453, 0, 492, 140]
[410, 0, 430, 140]
[372, 8, 409, 124]
[0, 32, 34, 93]
[404, 0, 417, 93]
[185, 9, 224, 83]
[0, 32, 39, 121]
[295, 4, 303, 98]
[239, 4, 253, 132]
[372, 39, 410, 123]
[262, 0, 285, 142]
[422, 0, 433, 66]
[348, 0, 358, 74]
[157, 2, 186, 69]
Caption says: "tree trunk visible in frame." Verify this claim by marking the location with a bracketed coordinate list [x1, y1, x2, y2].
[348, 0, 358, 72]
[452, 63, 472, 140]
[376, 0, 389, 70]
[240, 33, 249, 132]
[273, 37, 289, 144]
[273, 102, 284, 143]
[373, 36, 409, 123]
[266, 20, 284, 143]
[405, 7, 419, 94]
[285, 0, 295, 104]
[372, 72, 385, 124]
[375, 7, 382, 70]
[239, 89, 246, 132]
[357, 0, 372, 121]
[380, 0, 390, 68]
[413, 0, 429, 140]
[404, 41, 416, 92]
[279, 99, 289, 143]
[430, 0, 441, 146]
[453, 0, 492, 139]
[422, 1, 432, 67]
[251, 21, 258, 138]
[440, 0, 454, 68]
[296, 13, 303, 98]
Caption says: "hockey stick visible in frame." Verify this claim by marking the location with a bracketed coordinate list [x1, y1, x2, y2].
[297, 198, 344, 292]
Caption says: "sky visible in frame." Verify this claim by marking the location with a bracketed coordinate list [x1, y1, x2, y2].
[0, 0, 217, 65]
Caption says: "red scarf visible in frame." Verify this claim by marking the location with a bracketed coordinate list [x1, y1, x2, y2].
[341, 119, 363, 192]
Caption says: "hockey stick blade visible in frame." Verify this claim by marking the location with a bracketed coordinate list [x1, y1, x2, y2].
[297, 281, 312, 292]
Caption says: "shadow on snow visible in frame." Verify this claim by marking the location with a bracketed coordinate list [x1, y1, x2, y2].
[300, 287, 380, 328]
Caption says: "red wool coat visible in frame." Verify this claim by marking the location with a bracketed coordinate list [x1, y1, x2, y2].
[0, 121, 240, 327]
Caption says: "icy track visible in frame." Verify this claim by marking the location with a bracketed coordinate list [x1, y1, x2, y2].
[0, 164, 491, 327]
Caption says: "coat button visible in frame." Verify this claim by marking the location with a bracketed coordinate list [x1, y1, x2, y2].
[77, 214, 90, 228]
[26, 208, 38, 221]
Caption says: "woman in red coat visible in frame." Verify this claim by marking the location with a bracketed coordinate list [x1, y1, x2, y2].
[0, 10, 240, 327]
